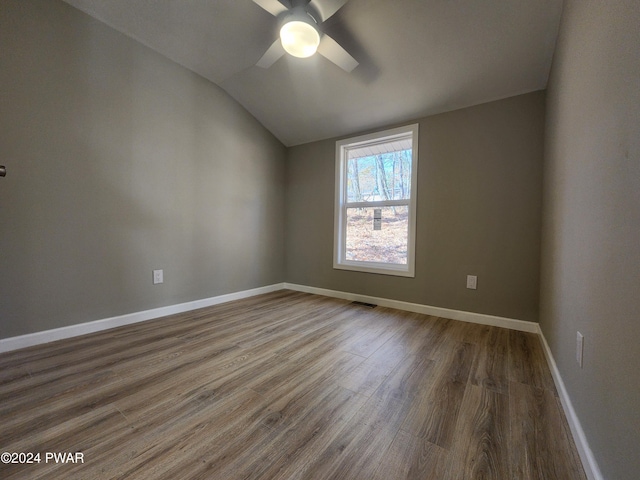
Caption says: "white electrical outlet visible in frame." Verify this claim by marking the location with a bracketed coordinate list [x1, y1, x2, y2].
[153, 269, 164, 285]
[576, 331, 584, 368]
[466, 275, 477, 290]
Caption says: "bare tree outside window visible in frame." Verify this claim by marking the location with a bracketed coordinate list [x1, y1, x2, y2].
[345, 151, 412, 263]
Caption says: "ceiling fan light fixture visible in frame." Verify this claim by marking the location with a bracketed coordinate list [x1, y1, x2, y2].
[280, 20, 320, 58]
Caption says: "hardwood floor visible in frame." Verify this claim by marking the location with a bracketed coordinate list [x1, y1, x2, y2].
[0, 290, 586, 479]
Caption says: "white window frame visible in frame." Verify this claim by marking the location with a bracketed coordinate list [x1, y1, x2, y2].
[333, 124, 419, 277]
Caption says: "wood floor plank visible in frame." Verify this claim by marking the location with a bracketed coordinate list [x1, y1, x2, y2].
[294, 394, 410, 480]
[508, 330, 557, 394]
[295, 354, 437, 479]
[469, 326, 510, 394]
[446, 384, 510, 480]
[371, 430, 449, 480]
[414, 316, 457, 360]
[207, 384, 366, 480]
[0, 290, 586, 480]
[400, 341, 475, 448]
[364, 311, 435, 374]
[1, 369, 125, 444]
[76, 388, 267, 480]
[251, 352, 364, 429]
[114, 391, 272, 480]
[336, 359, 391, 397]
[372, 353, 434, 405]
[509, 381, 587, 480]
[2, 404, 128, 480]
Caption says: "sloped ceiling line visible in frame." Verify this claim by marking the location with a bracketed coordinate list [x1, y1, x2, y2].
[63, 0, 563, 146]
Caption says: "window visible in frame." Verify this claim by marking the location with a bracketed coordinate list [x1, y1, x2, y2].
[334, 124, 418, 277]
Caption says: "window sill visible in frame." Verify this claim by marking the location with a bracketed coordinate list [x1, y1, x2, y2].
[333, 261, 415, 278]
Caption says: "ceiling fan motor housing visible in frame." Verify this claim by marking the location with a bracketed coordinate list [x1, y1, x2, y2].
[279, 6, 321, 58]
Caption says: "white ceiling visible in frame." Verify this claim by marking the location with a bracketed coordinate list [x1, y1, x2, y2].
[62, 0, 563, 146]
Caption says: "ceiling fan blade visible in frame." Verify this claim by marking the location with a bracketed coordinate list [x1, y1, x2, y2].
[308, 0, 348, 22]
[317, 34, 358, 72]
[256, 38, 286, 68]
[252, 0, 289, 17]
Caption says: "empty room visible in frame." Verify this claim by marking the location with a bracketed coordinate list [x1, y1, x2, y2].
[0, 0, 638, 479]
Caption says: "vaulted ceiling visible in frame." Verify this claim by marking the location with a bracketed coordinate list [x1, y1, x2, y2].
[62, 0, 563, 146]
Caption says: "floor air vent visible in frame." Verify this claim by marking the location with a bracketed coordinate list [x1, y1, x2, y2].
[351, 301, 377, 308]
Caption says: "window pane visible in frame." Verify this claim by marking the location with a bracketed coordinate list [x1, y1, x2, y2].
[335, 124, 418, 277]
[347, 151, 412, 202]
[345, 206, 408, 264]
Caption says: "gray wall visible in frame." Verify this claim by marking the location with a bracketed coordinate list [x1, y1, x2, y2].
[0, 0, 286, 339]
[540, 1, 640, 479]
[286, 92, 544, 322]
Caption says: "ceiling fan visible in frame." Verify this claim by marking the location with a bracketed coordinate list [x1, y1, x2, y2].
[252, 0, 358, 72]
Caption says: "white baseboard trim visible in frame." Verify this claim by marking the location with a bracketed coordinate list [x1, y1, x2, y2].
[0, 283, 286, 354]
[1, 280, 538, 351]
[283, 283, 538, 333]
[536, 326, 603, 480]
